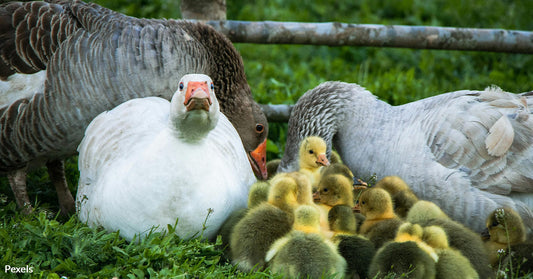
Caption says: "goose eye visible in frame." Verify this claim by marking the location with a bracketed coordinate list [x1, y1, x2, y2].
[255, 124, 264, 133]
[210, 83, 215, 90]
[179, 82, 184, 90]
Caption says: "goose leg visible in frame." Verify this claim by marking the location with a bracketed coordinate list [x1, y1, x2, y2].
[7, 168, 32, 214]
[46, 160, 75, 216]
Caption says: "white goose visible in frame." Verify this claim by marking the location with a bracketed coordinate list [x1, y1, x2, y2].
[76, 74, 256, 241]
[279, 81, 533, 236]
[0, 0, 267, 215]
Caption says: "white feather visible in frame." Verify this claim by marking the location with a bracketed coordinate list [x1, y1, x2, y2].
[0, 71, 46, 109]
[485, 115, 514, 156]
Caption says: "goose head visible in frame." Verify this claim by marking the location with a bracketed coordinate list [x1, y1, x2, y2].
[246, 104, 268, 180]
[170, 74, 219, 142]
[216, 81, 268, 180]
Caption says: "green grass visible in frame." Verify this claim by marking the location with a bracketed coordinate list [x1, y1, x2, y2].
[2, 0, 533, 277]
[0, 201, 282, 278]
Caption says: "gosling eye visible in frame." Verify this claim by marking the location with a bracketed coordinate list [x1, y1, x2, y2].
[361, 201, 366, 205]
[491, 220, 499, 227]
[323, 188, 328, 193]
[179, 82, 184, 91]
[309, 150, 314, 154]
[255, 124, 264, 133]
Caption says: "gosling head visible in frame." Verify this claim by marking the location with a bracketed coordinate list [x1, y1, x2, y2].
[316, 174, 354, 207]
[298, 136, 330, 169]
[485, 207, 526, 245]
[359, 188, 395, 219]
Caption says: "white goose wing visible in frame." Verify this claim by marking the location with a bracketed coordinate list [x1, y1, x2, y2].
[77, 96, 168, 193]
[421, 86, 533, 195]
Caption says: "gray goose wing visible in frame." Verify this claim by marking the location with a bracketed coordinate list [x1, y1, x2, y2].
[0, 0, 215, 171]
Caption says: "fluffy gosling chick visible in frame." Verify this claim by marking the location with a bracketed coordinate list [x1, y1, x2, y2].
[359, 188, 404, 248]
[374, 176, 411, 195]
[229, 173, 300, 272]
[375, 176, 419, 218]
[218, 181, 272, 258]
[369, 222, 437, 279]
[412, 215, 493, 278]
[330, 150, 343, 164]
[266, 158, 281, 179]
[319, 162, 369, 207]
[315, 174, 355, 236]
[316, 174, 355, 208]
[394, 223, 439, 261]
[422, 225, 479, 279]
[248, 181, 271, 208]
[406, 200, 450, 224]
[286, 171, 315, 206]
[329, 205, 375, 279]
[266, 205, 347, 279]
[298, 136, 330, 189]
[320, 163, 353, 182]
[484, 207, 527, 266]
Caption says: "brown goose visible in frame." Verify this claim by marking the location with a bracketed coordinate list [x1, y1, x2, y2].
[278, 81, 533, 237]
[0, 0, 268, 214]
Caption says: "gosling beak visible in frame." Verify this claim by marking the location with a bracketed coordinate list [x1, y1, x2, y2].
[313, 191, 321, 202]
[184, 81, 212, 111]
[353, 178, 368, 189]
[352, 203, 361, 213]
[480, 227, 491, 241]
[316, 154, 330, 167]
[248, 139, 268, 180]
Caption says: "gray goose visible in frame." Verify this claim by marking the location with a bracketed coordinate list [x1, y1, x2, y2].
[278, 81, 533, 237]
[0, 0, 268, 214]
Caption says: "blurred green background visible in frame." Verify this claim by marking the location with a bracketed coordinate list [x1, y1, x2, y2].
[1, 0, 533, 213]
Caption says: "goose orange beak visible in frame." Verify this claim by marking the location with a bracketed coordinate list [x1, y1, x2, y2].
[184, 81, 211, 111]
[248, 139, 268, 180]
[316, 154, 330, 167]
